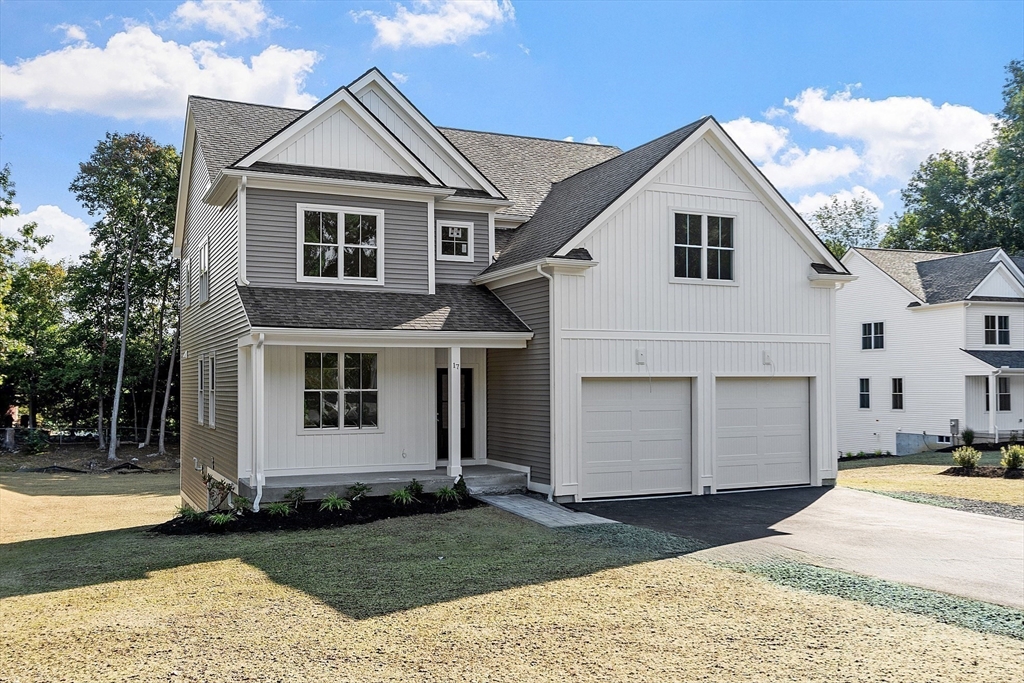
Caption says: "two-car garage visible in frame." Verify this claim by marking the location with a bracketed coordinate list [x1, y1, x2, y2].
[580, 377, 811, 499]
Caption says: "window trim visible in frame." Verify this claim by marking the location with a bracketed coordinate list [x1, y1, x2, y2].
[198, 238, 210, 305]
[861, 321, 885, 350]
[197, 356, 205, 425]
[997, 376, 1012, 412]
[295, 203, 386, 286]
[208, 353, 216, 429]
[859, 378, 870, 410]
[297, 347, 384, 435]
[668, 209, 739, 286]
[890, 377, 904, 411]
[436, 219, 475, 263]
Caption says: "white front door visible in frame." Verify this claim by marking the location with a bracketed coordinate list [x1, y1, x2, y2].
[581, 378, 692, 498]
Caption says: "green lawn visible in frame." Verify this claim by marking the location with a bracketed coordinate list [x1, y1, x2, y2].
[839, 450, 1004, 470]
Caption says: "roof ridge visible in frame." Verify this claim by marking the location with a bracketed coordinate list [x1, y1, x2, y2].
[189, 94, 306, 113]
[438, 126, 622, 149]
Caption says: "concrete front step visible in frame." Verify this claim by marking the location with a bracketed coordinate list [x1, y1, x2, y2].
[238, 464, 527, 503]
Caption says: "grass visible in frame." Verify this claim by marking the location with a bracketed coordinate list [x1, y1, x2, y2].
[838, 450, 1005, 470]
[838, 455, 1024, 506]
[2, 473, 1022, 682]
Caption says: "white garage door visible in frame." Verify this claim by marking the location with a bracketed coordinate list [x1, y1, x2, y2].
[716, 377, 810, 490]
[581, 378, 691, 498]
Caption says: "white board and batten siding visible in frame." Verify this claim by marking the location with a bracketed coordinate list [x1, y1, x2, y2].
[965, 376, 1024, 434]
[550, 136, 837, 500]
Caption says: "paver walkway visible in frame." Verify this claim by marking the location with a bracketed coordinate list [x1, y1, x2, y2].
[476, 494, 618, 528]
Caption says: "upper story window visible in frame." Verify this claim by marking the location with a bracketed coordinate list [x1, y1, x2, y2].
[859, 378, 870, 409]
[672, 213, 734, 282]
[298, 204, 384, 285]
[437, 220, 474, 262]
[198, 240, 210, 304]
[181, 258, 191, 308]
[862, 322, 884, 350]
[985, 315, 1010, 345]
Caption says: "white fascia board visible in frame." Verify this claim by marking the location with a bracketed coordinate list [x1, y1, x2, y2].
[233, 86, 443, 186]
[436, 195, 514, 210]
[968, 262, 1024, 299]
[989, 249, 1024, 283]
[248, 327, 533, 348]
[206, 168, 456, 206]
[495, 215, 530, 229]
[349, 70, 505, 199]
[172, 111, 197, 259]
[808, 271, 858, 287]
[473, 257, 598, 287]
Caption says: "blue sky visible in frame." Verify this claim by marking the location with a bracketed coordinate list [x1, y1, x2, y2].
[1, 0, 1021, 261]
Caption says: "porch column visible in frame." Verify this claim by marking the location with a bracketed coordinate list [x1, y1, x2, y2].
[253, 335, 266, 509]
[447, 346, 462, 478]
[988, 372, 997, 444]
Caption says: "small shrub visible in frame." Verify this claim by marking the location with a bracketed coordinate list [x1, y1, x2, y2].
[24, 429, 49, 455]
[231, 496, 252, 515]
[453, 475, 468, 498]
[203, 474, 235, 509]
[962, 429, 975, 446]
[435, 485, 461, 504]
[874, 449, 883, 456]
[856, 451, 866, 458]
[207, 512, 235, 527]
[952, 446, 982, 470]
[845, 452, 853, 458]
[407, 478, 424, 496]
[266, 501, 294, 517]
[1001, 444, 1024, 470]
[390, 487, 417, 505]
[283, 487, 307, 508]
[319, 492, 352, 512]
[885, 450, 892, 456]
[175, 504, 205, 522]
[347, 482, 372, 501]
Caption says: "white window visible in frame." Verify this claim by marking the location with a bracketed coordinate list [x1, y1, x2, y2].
[672, 213, 734, 282]
[937, 435, 951, 444]
[197, 357, 205, 425]
[985, 380, 990, 412]
[303, 351, 379, 430]
[297, 205, 384, 285]
[181, 258, 191, 308]
[891, 378, 904, 410]
[436, 220, 474, 262]
[208, 355, 216, 428]
[997, 376, 1012, 412]
[859, 378, 870, 409]
[198, 239, 210, 304]
[862, 322, 884, 350]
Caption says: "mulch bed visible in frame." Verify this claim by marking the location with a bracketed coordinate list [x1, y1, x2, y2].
[151, 493, 484, 535]
[939, 466, 1023, 479]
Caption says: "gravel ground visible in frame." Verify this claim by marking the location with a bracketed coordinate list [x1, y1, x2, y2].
[864, 489, 1024, 520]
[838, 463, 1024, 505]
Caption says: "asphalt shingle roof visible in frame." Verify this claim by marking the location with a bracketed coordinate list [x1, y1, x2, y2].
[238, 284, 531, 333]
[962, 349, 1024, 369]
[855, 247, 1019, 304]
[483, 118, 709, 274]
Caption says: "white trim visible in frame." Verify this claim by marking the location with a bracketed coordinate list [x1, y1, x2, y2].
[427, 198, 436, 294]
[197, 356, 205, 425]
[295, 203, 386, 287]
[843, 249, 925, 304]
[237, 175, 248, 285]
[206, 168, 455, 206]
[436, 195, 513, 209]
[473, 257, 597, 287]
[172, 111, 196, 259]
[487, 211, 496, 262]
[436, 219, 475, 263]
[890, 376, 904, 412]
[248, 328, 532, 348]
[181, 257, 191, 309]
[968, 262, 1024, 299]
[989, 248, 1024, 283]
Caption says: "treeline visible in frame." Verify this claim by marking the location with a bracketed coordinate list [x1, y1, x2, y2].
[0, 133, 180, 458]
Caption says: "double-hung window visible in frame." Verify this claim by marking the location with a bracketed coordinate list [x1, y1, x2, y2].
[303, 352, 379, 430]
[859, 378, 870, 409]
[862, 322, 884, 350]
[198, 240, 210, 304]
[672, 213, 734, 281]
[343, 352, 378, 429]
[208, 356, 216, 428]
[197, 355, 214, 426]
[299, 206, 383, 284]
[197, 357, 205, 425]
[437, 220, 474, 262]
[304, 352, 340, 429]
[181, 258, 191, 308]
[985, 315, 1010, 345]
[997, 376, 1012, 412]
[891, 378, 904, 410]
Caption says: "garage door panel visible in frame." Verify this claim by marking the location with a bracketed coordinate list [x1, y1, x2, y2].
[717, 464, 759, 489]
[716, 407, 758, 429]
[763, 406, 806, 427]
[717, 435, 758, 458]
[582, 378, 691, 498]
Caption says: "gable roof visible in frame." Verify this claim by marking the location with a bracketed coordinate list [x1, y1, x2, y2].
[854, 247, 1021, 304]
[482, 118, 709, 273]
[438, 128, 622, 218]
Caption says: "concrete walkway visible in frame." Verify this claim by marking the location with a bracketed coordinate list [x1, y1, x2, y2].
[476, 494, 618, 528]
[573, 487, 1024, 609]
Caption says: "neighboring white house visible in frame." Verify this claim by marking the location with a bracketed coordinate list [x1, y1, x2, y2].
[836, 247, 1024, 455]
[174, 67, 852, 509]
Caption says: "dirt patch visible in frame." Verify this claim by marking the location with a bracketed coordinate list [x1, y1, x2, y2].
[940, 466, 1023, 479]
[0, 442, 180, 473]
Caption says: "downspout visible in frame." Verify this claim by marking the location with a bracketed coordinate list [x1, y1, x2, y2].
[991, 366, 1005, 445]
[252, 332, 265, 510]
[536, 264, 555, 502]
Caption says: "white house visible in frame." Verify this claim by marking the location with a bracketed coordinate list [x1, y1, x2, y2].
[836, 247, 1024, 455]
[174, 67, 851, 509]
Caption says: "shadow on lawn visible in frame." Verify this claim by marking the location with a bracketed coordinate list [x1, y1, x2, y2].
[0, 507, 702, 619]
[0, 472, 179, 497]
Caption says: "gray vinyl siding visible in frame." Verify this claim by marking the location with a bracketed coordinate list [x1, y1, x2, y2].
[434, 208, 489, 285]
[487, 277, 551, 484]
[246, 188, 429, 294]
[179, 140, 249, 507]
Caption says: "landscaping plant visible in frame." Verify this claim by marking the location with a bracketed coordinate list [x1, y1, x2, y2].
[435, 485, 461, 504]
[175, 504, 205, 523]
[347, 482, 372, 501]
[283, 487, 307, 509]
[24, 429, 50, 455]
[407, 478, 424, 496]
[319, 492, 352, 513]
[962, 429, 975, 446]
[390, 487, 417, 505]
[1000, 444, 1024, 470]
[266, 501, 294, 517]
[231, 496, 252, 515]
[207, 512, 235, 527]
[952, 446, 982, 470]
[203, 474, 234, 509]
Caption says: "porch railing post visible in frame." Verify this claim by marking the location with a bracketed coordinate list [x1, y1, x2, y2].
[447, 346, 462, 478]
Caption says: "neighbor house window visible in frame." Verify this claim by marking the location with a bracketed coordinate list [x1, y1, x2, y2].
[303, 352, 340, 429]
[997, 376, 1012, 412]
[891, 378, 904, 410]
[181, 258, 191, 308]
[672, 213, 734, 281]
[862, 322, 884, 350]
[437, 220, 474, 262]
[343, 352, 378, 429]
[998, 316, 1010, 345]
[859, 378, 870, 409]
[198, 240, 210, 304]
[299, 206, 383, 283]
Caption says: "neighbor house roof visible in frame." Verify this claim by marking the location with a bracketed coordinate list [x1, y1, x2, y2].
[854, 247, 1019, 304]
[237, 284, 531, 333]
[962, 349, 1024, 369]
[482, 118, 710, 274]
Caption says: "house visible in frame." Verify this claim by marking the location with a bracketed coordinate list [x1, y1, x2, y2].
[836, 247, 1024, 455]
[173, 68, 851, 510]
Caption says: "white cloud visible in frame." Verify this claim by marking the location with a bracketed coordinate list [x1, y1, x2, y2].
[562, 136, 574, 142]
[172, 0, 280, 40]
[517, 43, 530, 55]
[56, 23, 88, 43]
[355, 0, 515, 49]
[0, 25, 319, 119]
[785, 87, 996, 179]
[390, 71, 408, 84]
[759, 145, 862, 190]
[0, 204, 92, 262]
[582, 136, 601, 145]
[472, 50, 492, 59]
[793, 186, 883, 217]
[722, 117, 789, 164]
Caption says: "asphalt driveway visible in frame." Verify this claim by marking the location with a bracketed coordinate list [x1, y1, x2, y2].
[571, 486, 1024, 609]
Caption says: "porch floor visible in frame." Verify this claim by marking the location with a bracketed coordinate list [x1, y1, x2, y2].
[239, 464, 527, 503]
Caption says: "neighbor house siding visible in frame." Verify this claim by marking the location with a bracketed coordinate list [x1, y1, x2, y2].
[179, 138, 249, 508]
[246, 188, 429, 294]
[488, 277, 551, 484]
[434, 208, 490, 285]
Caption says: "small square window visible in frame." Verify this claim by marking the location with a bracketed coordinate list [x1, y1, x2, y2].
[862, 322, 884, 350]
[437, 221, 474, 262]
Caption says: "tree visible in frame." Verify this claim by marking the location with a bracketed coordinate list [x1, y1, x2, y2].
[70, 133, 179, 458]
[806, 194, 880, 258]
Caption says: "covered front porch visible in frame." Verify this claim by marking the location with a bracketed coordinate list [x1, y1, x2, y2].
[963, 350, 1024, 443]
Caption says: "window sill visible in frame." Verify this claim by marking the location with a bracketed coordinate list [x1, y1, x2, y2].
[295, 276, 385, 286]
[437, 255, 474, 263]
[298, 427, 385, 436]
[668, 278, 739, 287]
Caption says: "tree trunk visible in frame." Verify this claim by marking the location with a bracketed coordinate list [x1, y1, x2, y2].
[157, 329, 178, 456]
[107, 235, 139, 461]
[95, 263, 119, 451]
[142, 263, 172, 447]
